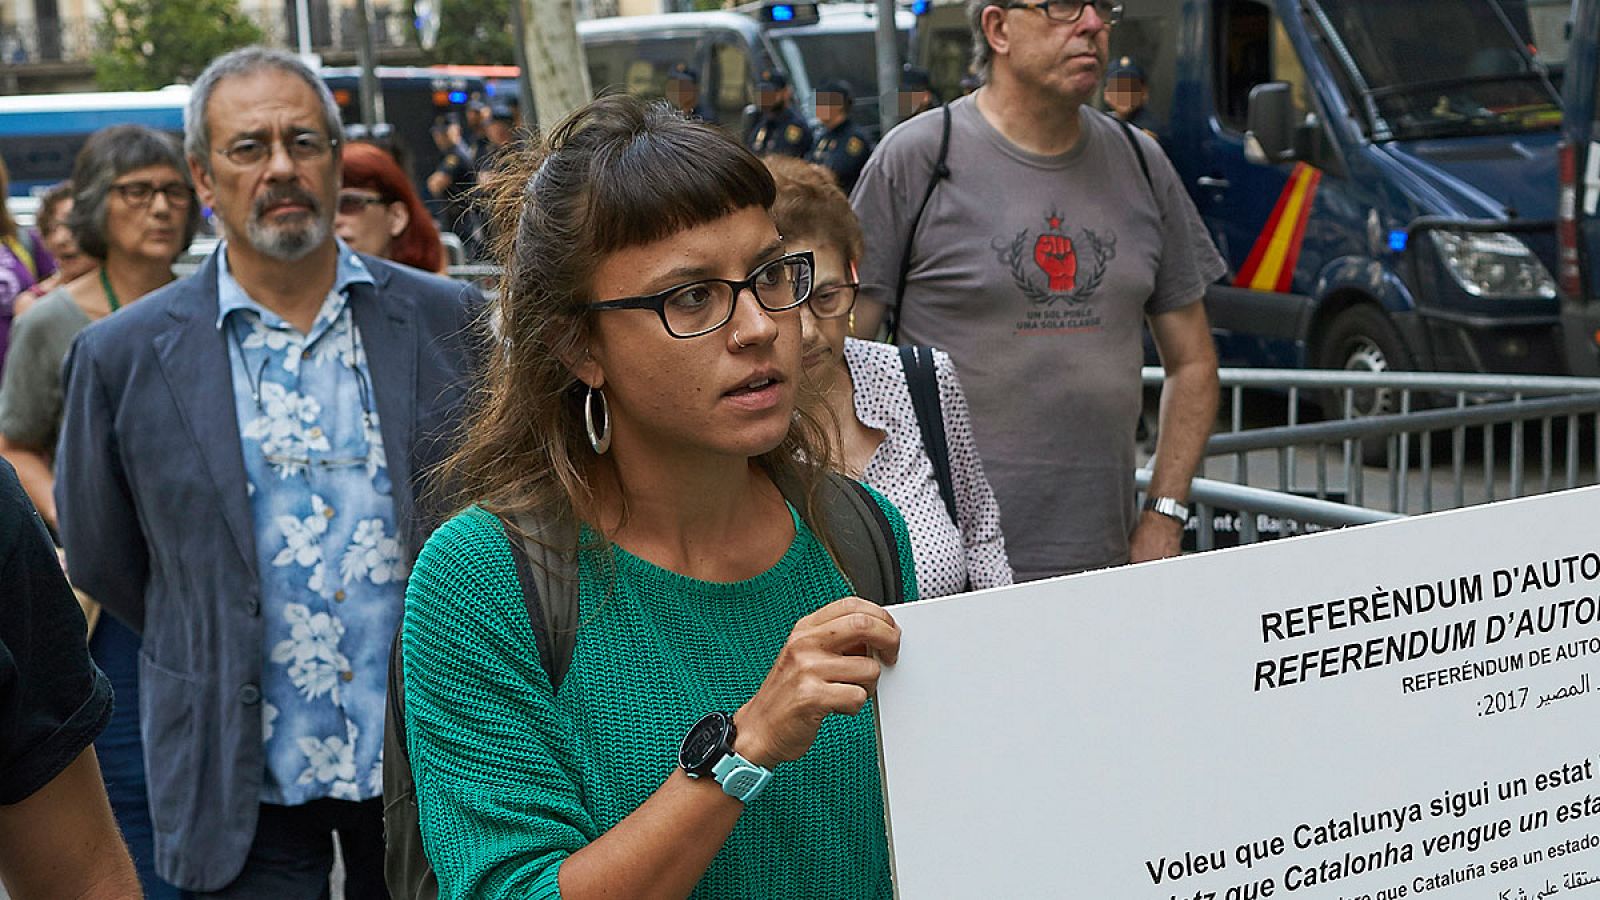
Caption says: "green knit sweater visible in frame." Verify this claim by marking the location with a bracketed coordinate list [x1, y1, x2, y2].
[403, 492, 917, 899]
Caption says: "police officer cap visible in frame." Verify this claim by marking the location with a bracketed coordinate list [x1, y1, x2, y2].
[667, 63, 700, 83]
[1106, 56, 1146, 83]
[489, 102, 516, 123]
[757, 69, 788, 91]
[816, 78, 853, 102]
[899, 65, 932, 92]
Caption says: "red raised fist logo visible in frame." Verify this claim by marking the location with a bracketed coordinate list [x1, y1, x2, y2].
[1033, 233, 1077, 292]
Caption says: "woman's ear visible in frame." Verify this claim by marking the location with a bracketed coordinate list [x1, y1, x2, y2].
[385, 201, 411, 239]
[561, 336, 606, 390]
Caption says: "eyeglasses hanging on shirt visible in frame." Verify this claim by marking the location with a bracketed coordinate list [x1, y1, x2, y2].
[228, 310, 378, 476]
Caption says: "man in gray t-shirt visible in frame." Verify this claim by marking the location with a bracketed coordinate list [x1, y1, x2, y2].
[850, 0, 1224, 581]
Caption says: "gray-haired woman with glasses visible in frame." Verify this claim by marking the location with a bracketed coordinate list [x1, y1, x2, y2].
[765, 155, 1012, 598]
[402, 94, 913, 898]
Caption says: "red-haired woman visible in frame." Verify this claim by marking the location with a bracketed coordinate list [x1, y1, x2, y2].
[336, 141, 446, 273]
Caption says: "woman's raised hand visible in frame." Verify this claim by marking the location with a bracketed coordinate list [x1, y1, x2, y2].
[732, 597, 901, 768]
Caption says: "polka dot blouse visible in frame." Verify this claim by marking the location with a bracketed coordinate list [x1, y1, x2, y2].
[845, 338, 1013, 598]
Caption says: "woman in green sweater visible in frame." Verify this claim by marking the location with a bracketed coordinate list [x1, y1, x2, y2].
[403, 94, 916, 898]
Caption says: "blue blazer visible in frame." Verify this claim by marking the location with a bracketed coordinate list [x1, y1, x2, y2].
[54, 251, 481, 891]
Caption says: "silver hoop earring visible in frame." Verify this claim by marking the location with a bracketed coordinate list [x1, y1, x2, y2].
[584, 385, 612, 455]
[733, 329, 749, 349]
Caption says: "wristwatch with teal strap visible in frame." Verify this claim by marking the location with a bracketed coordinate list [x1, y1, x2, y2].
[679, 711, 773, 804]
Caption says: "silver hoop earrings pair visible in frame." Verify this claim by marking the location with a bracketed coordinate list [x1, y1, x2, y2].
[585, 384, 612, 455]
[733, 329, 750, 349]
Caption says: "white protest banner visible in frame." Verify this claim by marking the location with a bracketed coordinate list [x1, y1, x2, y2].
[875, 486, 1600, 900]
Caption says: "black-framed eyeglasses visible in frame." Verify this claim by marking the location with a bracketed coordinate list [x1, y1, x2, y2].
[806, 282, 859, 319]
[215, 131, 340, 167]
[337, 192, 388, 215]
[1003, 0, 1122, 25]
[589, 251, 815, 339]
[110, 180, 194, 209]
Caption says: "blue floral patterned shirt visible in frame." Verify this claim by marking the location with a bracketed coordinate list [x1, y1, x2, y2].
[216, 242, 403, 805]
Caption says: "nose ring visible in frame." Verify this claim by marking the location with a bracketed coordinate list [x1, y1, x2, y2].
[733, 329, 749, 349]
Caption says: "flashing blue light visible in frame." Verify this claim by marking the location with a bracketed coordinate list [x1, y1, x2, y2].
[448, 90, 468, 104]
[771, 4, 795, 20]
[912, 0, 931, 14]
[1387, 230, 1408, 252]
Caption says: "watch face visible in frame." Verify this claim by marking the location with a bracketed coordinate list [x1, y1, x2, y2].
[680, 712, 732, 772]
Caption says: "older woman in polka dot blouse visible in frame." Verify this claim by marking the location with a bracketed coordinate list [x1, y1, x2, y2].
[765, 156, 1012, 597]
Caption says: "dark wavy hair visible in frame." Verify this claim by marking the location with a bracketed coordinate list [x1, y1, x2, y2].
[441, 93, 837, 548]
[764, 155, 865, 266]
[68, 125, 200, 261]
[341, 141, 443, 272]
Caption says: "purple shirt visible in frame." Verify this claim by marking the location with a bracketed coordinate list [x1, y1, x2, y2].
[0, 229, 59, 380]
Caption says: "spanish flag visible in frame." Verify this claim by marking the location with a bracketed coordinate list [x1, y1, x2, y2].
[1233, 162, 1322, 294]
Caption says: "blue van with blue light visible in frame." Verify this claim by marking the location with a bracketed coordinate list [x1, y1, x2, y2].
[1104, 0, 1570, 405]
[1558, 0, 1600, 374]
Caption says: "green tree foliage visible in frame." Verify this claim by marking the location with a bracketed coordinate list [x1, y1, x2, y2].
[428, 0, 515, 65]
[94, 0, 265, 90]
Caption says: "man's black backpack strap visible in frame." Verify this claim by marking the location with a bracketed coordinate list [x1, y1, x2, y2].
[888, 103, 953, 345]
[898, 345, 959, 529]
[1112, 114, 1156, 201]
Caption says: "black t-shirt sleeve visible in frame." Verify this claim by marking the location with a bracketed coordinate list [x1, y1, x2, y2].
[0, 459, 112, 805]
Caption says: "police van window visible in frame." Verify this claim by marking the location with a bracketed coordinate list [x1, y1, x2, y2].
[712, 40, 751, 126]
[1313, 0, 1559, 140]
[585, 37, 700, 100]
[773, 30, 909, 124]
[1213, 0, 1311, 134]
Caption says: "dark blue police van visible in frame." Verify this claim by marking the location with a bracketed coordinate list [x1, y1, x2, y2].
[1110, 0, 1570, 403]
[1559, 0, 1600, 375]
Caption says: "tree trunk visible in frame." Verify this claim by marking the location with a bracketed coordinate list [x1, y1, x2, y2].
[518, 0, 591, 131]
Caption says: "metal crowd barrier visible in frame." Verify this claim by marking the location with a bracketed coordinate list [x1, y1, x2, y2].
[1141, 368, 1600, 550]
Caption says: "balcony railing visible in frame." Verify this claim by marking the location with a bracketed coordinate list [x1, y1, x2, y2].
[0, 5, 421, 68]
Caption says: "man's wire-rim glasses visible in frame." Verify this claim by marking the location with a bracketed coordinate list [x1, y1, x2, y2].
[215, 131, 340, 167]
[588, 251, 816, 339]
[1003, 0, 1123, 24]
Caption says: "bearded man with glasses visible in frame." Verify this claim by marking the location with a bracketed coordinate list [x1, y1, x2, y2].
[55, 46, 481, 898]
[850, 0, 1224, 581]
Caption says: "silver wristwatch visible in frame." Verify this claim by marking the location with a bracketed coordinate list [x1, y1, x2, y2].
[1142, 496, 1191, 524]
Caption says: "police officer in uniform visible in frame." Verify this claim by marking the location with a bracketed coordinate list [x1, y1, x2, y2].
[666, 63, 719, 124]
[897, 65, 940, 119]
[745, 69, 812, 159]
[1105, 57, 1157, 134]
[427, 115, 481, 255]
[809, 78, 873, 194]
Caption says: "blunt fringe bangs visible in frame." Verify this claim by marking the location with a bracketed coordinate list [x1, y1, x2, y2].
[578, 100, 776, 258]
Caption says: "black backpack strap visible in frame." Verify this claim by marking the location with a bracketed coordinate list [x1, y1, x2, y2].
[383, 627, 440, 899]
[503, 527, 556, 682]
[899, 345, 958, 529]
[888, 103, 953, 345]
[777, 470, 905, 606]
[505, 512, 580, 690]
[1113, 114, 1156, 201]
